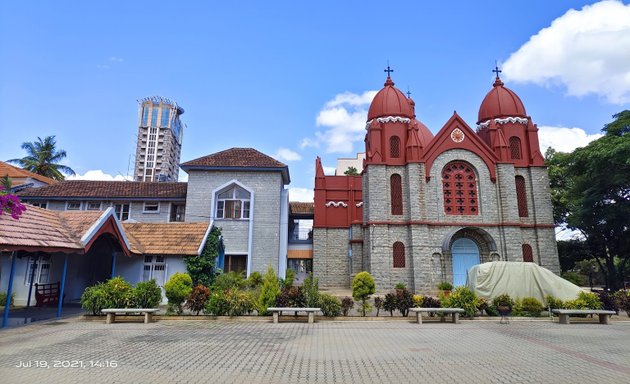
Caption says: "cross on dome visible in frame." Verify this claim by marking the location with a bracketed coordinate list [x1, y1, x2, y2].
[384, 64, 394, 77]
[492, 62, 504, 87]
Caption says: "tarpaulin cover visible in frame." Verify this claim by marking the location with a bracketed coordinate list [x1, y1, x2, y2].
[466, 261, 582, 305]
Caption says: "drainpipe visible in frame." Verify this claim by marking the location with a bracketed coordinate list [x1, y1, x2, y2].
[111, 251, 117, 278]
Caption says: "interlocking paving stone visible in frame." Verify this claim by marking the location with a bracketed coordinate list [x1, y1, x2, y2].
[0, 318, 629, 383]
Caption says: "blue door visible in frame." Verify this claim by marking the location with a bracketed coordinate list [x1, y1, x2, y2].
[452, 238, 480, 287]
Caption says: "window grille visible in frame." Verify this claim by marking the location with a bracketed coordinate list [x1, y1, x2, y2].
[522, 244, 533, 262]
[515, 176, 529, 217]
[390, 136, 400, 158]
[509, 137, 522, 159]
[442, 162, 478, 215]
[393, 242, 405, 268]
[390, 174, 403, 215]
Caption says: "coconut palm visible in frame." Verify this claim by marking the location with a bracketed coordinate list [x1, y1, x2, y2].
[7, 136, 75, 181]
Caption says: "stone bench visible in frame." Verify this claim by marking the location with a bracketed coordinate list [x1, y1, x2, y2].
[101, 308, 159, 324]
[266, 307, 321, 323]
[552, 309, 616, 325]
[410, 308, 465, 324]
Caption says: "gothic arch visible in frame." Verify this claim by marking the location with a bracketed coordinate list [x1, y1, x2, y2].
[441, 226, 497, 263]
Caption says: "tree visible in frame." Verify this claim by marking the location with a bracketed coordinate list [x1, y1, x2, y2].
[184, 226, 221, 287]
[547, 111, 630, 290]
[258, 265, 280, 315]
[344, 166, 359, 176]
[0, 175, 12, 190]
[7, 136, 75, 180]
[352, 271, 375, 316]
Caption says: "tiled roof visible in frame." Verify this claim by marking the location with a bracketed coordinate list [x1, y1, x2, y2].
[0, 161, 57, 186]
[58, 211, 105, 239]
[18, 180, 187, 199]
[290, 202, 314, 215]
[0, 205, 87, 252]
[181, 148, 287, 169]
[122, 222, 210, 256]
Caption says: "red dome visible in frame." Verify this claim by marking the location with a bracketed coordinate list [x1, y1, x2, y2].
[367, 77, 413, 120]
[477, 77, 526, 123]
[412, 118, 434, 145]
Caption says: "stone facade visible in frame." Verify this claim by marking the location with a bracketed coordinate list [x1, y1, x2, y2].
[312, 73, 560, 293]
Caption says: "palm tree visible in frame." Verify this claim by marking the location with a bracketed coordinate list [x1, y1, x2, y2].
[7, 136, 76, 181]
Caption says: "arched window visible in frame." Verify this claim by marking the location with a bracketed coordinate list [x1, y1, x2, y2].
[393, 242, 405, 268]
[442, 162, 478, 215]
[216, 185, 251, 219]
[515, 176, 528, 217]
[522, 244, 533, 262]
[390, 136, 400, 158]
[390, 174, 402, 215]
[509, 137, 522, 160]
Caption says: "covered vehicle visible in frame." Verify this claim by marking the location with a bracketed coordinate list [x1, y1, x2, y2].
[466, 261, 582, 305]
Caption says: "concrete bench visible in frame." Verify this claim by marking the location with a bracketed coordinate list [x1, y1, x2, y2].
[410, 308, 465, 324]
[552, 309, 616, 325]
[101, 308, 159, 324]
[267, 307, 321, 323]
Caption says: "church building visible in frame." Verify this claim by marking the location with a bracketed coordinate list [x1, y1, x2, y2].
[313, 70, 559, 292]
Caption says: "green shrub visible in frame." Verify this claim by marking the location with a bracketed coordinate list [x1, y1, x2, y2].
[545, 295, 564, 310]
[281, 268, 296, 289]
[492, 294, 514, 309]
[383, 293, 397, 316]
[412, 295, 423, 308]
[520, 297, 544, 317]
[485, 305, 499, 316]
[565, 291, 603, 310]
[246, 271, 263, 288]
[341, 297, 354, 316]
[319, 294, 342, 317]
[204, 290, 257, 316]
[396, 288, 414, 317]
[226, 290, 257, 316]
[80, 283, 109, 315]
[0, 291, 15, 307]
[561, 271, 586, 286]
[437, 281, 453, 291]
[395, 282, 406, 290]
[105, 277, 134, 308]
[205, 292, 230, 316]
[164, 272, 193, 315]
[133, 279, 162, 308]
[258, 265, 280, 315]
[185, 285, 210, 315]
[512, 298, 524, 316]
[374, 297, 384, 316]
[302, 273, 320, 308]
[213, 271, 245, 292]
[352, 272, 375, 316]
[441, 286, 479, 317]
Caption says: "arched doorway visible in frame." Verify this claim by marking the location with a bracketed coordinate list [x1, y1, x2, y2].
[451, 238, 479, 286]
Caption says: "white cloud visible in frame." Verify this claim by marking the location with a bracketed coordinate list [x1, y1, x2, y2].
[537, 126, 603, 153]
[289, 187, 314, 202]
[96, 64, 110, 70]
[303, 90, 377, 154]
[108, 56, 123, 63]
[68, 170, 132, 181]
[274, 148, 302, 162]
[503, 0, 630, 104]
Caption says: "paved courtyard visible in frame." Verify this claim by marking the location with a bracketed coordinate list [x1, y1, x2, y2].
[0, 317, 629, 383]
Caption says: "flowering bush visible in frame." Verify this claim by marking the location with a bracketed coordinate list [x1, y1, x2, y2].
[0, 187, 26, 219]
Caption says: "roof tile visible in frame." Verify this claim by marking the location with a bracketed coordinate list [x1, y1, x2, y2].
[18, 180, 187, 199]
[122, 222, 209, 256]
[181, 148, 287, 168]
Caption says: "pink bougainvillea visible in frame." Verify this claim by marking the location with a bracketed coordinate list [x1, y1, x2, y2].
[0, 187, 26, 219]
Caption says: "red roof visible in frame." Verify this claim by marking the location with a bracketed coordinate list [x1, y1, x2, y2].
[181, 148, 290, 184]
[18, 180, 187, 199]
[0, 161, 57, 186]
[367, 76, 413, 121]
[181, 148, 286, 168]
[477, 76, 527, 123]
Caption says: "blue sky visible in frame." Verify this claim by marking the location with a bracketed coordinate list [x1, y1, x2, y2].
[2, 1, 629, 202]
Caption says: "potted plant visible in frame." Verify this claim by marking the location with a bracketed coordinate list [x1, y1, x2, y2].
[492, 294, 514, 317]
[437, 281, 453, 296]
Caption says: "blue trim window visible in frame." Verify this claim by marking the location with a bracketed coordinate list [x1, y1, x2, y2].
[141, 107, 149, 127]
[160, 108, 170, 128]
[151, 105, 158, 126]
[216, 186, 251, 219]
